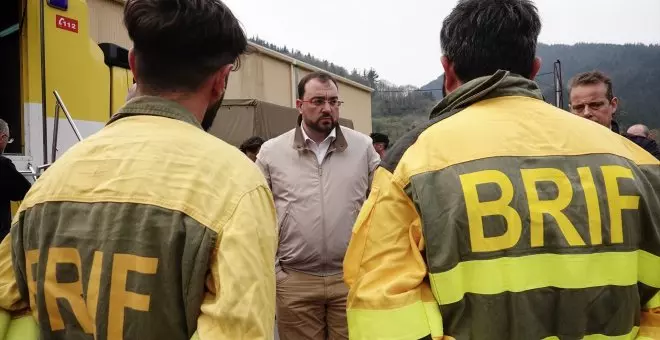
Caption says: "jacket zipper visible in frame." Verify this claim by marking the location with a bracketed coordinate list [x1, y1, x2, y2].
[318, 161, 326, 275]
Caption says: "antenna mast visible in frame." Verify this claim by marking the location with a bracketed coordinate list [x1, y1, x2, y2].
[553, 60, 564, 108]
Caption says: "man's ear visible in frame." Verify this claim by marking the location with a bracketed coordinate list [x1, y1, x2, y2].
[441, 56, 460, 94]
[128, 49, 138, 81]
[610, 96, 619, 113]
[529, 56, 542, 80]
[210, 64, 233, 99]
[296, 99, 303, 114]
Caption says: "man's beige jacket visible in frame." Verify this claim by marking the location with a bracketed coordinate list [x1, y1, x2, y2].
[257, 117, 380, 276]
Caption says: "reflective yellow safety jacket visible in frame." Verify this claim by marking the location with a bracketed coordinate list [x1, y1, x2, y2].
[344, 71, 660, 340]
[0, 96, 278, 340]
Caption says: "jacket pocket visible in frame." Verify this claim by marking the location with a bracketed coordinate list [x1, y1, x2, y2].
[277, 209, 291, 247]
[276, 208, 303, 263]
[278, 210, 290, 230]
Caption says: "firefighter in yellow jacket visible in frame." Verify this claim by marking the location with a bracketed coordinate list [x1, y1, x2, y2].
[0, 0, 278, 339]
[343, 0, 660, 339]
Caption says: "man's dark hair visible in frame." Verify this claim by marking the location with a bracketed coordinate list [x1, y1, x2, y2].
[124, 0, 247, 92]
[239, 136, 265, 153]
[370, 132, 389, 149]
[297, 72, 339, 99]
[568, 71, 615, 101]
[440, 0, 541, 82]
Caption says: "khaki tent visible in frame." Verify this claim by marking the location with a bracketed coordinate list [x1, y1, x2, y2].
[208, 99, 354, 147]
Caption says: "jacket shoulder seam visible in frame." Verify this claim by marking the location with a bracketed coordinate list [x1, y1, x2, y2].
[381, 108, 464, 173]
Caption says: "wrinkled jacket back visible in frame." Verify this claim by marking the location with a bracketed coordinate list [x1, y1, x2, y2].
[6, 97, 277, 340]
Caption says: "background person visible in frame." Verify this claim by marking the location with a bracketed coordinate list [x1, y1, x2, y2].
[240, 136, 265, 162]
[0, 118, 30, 242]
[369, 132, 389, 159]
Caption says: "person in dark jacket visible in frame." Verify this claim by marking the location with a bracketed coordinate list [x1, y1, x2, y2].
[0, 119, 31, 241]
[625, 124, 660, 159]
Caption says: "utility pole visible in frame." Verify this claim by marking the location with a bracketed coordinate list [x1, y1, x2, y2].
[553, 60, 564, 109]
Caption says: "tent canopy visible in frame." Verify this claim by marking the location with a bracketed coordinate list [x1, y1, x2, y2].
[208, 99, 354, 147]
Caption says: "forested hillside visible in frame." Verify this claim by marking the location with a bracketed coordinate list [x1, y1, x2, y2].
[249, 38, 660, 144]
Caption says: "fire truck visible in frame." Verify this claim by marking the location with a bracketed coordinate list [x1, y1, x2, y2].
[1, 0, 133, 178]
[2, 0, 133, 215]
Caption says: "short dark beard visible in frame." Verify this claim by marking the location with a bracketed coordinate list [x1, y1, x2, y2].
[202, 93, 224, 131]
[201, 74, 230, 131]
[305, 114, 336, 134]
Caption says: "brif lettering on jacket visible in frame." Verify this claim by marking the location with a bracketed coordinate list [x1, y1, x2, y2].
[25, 247, 158, 338]
[460, 164, 639, 252]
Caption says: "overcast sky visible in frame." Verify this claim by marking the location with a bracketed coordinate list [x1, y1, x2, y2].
[222, 0, 660, 87]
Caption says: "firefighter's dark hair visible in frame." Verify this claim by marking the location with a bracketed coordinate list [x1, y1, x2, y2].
[124, 0, 247, 92]
[440, 0, 541, 82]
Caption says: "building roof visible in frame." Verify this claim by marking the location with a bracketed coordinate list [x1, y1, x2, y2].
[247, 42, 374, 93]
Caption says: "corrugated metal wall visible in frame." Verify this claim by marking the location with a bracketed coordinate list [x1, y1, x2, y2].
[86, 0, 373, 133]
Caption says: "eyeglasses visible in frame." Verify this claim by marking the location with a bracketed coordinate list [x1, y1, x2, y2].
[302, 98, 344, 107]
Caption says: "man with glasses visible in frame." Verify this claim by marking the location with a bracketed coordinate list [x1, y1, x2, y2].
[256, 71, 380, 340]
[0, 118, 30, 242]
[569, 70, 660, 159]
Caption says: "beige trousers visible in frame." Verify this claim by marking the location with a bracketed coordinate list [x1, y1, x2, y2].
[276, 269, 349, 340]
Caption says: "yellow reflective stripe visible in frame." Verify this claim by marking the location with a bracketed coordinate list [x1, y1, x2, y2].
[582, 327, 638, 339]
[5, 315, 39, 340]
[0, 309, 9, 336]
[423, 302, 443, 338]
[646, 292, 660, 310]
[347, 300, 433, 340]
[543, 326, 639, 339]
[430, 251, 660, 305]
[639, 251, 660, 288]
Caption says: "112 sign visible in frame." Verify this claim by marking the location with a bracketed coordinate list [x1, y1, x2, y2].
[56, 15, 78, 33]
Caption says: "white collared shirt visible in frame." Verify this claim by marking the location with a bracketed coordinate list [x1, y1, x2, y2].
[301, 123, 336, 164]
